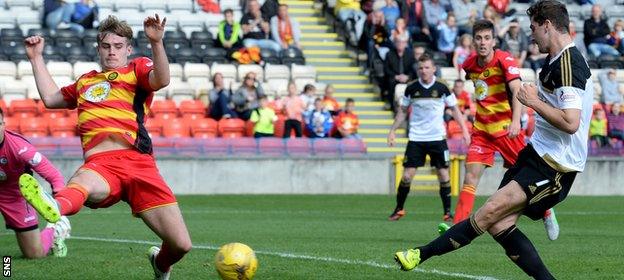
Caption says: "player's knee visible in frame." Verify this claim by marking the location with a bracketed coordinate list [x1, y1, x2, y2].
[173, 238, 193, 255]
[464, 171, 479, 186]
[477, 201, 504, 228]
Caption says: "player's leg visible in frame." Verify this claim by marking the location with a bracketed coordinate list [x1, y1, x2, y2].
[15, 229, 50, 259]
[139, 205, 192, 277]
[389, 141, 424, 221]
[490, 214, 555, 280]
[429, 140, 452, 221]
[453, 163, 486, 224]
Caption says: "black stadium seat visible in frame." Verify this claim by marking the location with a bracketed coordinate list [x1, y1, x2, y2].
[280, 48, 305, 65]
[83, 28, 98, 40]
[64, 46, 91, 63]
[190, 31, 213, 48]
[174, 47, 201, 64]
[261, 49, 280, 65]
[202, 48, 228, 65]
[27, 28, 52, 41]
[1, 27, 23, 38]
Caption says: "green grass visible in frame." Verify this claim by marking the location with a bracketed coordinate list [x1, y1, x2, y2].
[1, 195, 623, 279]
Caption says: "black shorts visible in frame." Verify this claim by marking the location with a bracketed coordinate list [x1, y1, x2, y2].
[403, 140, 450, 169]
[498, 144, 577, 220]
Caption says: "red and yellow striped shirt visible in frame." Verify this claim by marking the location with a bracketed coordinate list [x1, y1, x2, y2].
[463, 50, 520, 137]
[61, 57, 155, 154]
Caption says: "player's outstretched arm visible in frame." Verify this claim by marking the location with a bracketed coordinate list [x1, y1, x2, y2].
[24, 36, 69, 109]
[518, 83, 581, 134]
[388, 106, 408, 147]
[507, 79, 523, 138]
[144, 14, 170, 90]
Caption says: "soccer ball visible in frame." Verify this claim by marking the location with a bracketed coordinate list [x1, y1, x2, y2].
[215, 242, 258, 280]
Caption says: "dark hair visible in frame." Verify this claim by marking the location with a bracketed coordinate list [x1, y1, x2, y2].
[224, 8, 233, 15]
[417, 52, 434, 64]
[472, 19, 495, 37]
[303, 84, 315, 92]
[346, 98, 355, 104]
[526, 0, 569, 33]
[454, 79, 464, 84]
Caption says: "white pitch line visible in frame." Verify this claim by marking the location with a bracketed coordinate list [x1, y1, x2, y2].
[71, 236, 501, 280]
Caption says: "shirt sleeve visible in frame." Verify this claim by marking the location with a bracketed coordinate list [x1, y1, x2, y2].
[60, 82, 79, 110]
[133, 57, 155, 92]
[499, 52, 521, 82]
[443, 88, 458, 107]
[15, 139, 65, 193]
[554, 86, 584, 110]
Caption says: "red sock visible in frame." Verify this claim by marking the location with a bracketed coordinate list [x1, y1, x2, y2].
[156, 243, 186, 273]
[55, 184, 88, 216]
[453, 184, 476, 224]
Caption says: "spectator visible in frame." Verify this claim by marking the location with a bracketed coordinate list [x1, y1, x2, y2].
[381, 0, 401, 31]
[499, 19, 528, 68]
[363, 10, 390, 73]
[332, 98, 361, 139]
[218, 9, 243, 54]
[391, 18, 411, 45]
[451, 79, 473, 120]
[306, 98, 334, 138]
[436, 14, 458, 57]
[607, 103, 624, 142]
[608, 19, 624, 55]
[403, 0, 431, 45]
[590, 107, 609, 147]
[261, 0, 279, 19]
[384, 38, 415, 110]
[599, 69, 624, 105]
[423, 0, 447, 48]
[481, 6, 502, 38]
[569, 21, 588, 58]
[335, 0, 367, 46]
[282, 81, 306, 138]
[584, 4, 620, 58]
[241, 0, 281, 52]
[209, 73, 237, 120]
[43, 0, 84, 33]
[487, 0, 515, 18]
[523, 42, 547, 71]
[232, 72, 266, 120]
[250, 95, 278, 138]
[322, 84, 341, 115]
[452, 34, 472, 75]
[300, 84, 317, 112]
[450, 0, 478, 35]
[72, 0, 99, 30]
[270, 4, 301, 50]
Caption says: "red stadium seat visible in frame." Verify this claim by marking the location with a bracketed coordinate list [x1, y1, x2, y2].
[229, 138, 257, 155]
[151, 100, 178, 120]
[245, 120, 255, 137]
[20, 117, 49, 138]
[446, 120, 473, 139]
[49, 117, 77, 138]
[3, 117, 19, 132]
[0, 100, 6, 115]
[273, 115, 285, 137]
[10, 99, 38, 118]
[218, 118, 246, 138]
[179, 100, 206, 120]
[200, 138, 229, 155]
[162, 118, 191, 138]
[144, 118, 163, 138]
[190, 118, 218, 138]
[38, 101, 68, 119]
[258, 137, 285, 155]
[286, 138, 312, 155]
[313, 138, 340, 155]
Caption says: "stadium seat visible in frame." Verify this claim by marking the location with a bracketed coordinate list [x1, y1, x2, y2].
[174, 137, 203, 156]
[20, 117, 49, 138]
[167, 0, 194, 12]
[0, 100, 7, 115]
[264, 64, 290, 82]
[244, 120, 255, 137]
[3, 116, 19, 132]
[150, 100, 178, 119]
[9, 99, 38, 118]
[202, 48, 228, 65]
[16, 61, 33, 78]
[144, 117, 163, 138]
[237, 64, 264, 82]
[49, 117, 77, 137]
[211, 63, 237, 86]
[291, 64, 316, 82]
[190, 117, 218, 138]
[1, 80, 28, 104]
[286, 138, 312, 156]
[258, 137, 285, 155]
[440, 67, 459, 82]
[179, 99, 206, 119]
[280, 48, 305, 65]
[218, 118, 246, 138]
[46, 61, 73, 78]
[174, 47, 201, 64]
[151, 136, 176, 156]
[260, 49, 281, 65]
[167, 81, 196, 104]
[228, 137, 257, 155]
[1, 27, 23, 38]
[169, 63, 184, 82]
[184, 62, 210, 79]
[200, 138, 229, 154]
[340, 138, 367, 154]
[313, 138, 341, 155]
[38, 101, 68, 119]
[114, 0, 141, 12]
[190, 31, 214, 48]
[0, 61, 17, 81]
[162, 118, 191, 137]
[64, 46, 91, 64]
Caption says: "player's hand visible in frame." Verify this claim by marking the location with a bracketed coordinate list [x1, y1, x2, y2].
[462, 131, 471, 146]
[387, 130, 396, 147]
[144, 14, 167, 43]
[24, 36, 45, 60]
[507, 121, 521, 138]
[517, 82, 539, 108]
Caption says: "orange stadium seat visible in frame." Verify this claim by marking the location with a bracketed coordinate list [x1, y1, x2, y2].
[49, 117, 77, 138]
[447, 120, 472, 139]
[20, 117, 49, 138]
[10, 99, 38, 118]
[218, 118, 246, 138]
[38, 101, 68, 119]
[150, 100, 178, 120]
[179, 99, 206, 120]
[0, 100, 7, 115]
[144, 118, 163, 138]
[3, 117, 20, 132]
[162, 118, 191, 138]
[190, 118, 218, 138]
[245, 120, 255, 137]
[273, 115, 286, 137]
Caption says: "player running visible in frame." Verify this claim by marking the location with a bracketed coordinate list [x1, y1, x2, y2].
[22, 15, 191, 279]
[0, 109, 70, 258]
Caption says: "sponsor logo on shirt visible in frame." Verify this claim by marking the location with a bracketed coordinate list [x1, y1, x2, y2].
[24, 215, 36, 223]
[17, 147, 27, 155]
[84, 82, 111, 103]
[28, 152, 42, 166]
[508, 66, 520, 75]
[475, 80, 489, 101]
[560, 92, 578, 102]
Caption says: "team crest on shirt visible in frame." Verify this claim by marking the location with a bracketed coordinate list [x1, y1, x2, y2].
[431, 90, 439, 98]
[107, 72, 118, 81]
[475, 80, 489, 100]
[483, 69, 490, 78]
[0, 157, 7, 165]
[84, 82, 111, 102]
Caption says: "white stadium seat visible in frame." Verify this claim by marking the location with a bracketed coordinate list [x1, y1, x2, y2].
[47, 62, 73, 78]
[211, 63, 237, 87]
[0, 61, 17, 79]
[184, 63, 210, 80]
[1, 80, 28, 104]
[291, 64, 316, 81]
[237, 64, 264, 82]
[264, 64, 290, 82]
[17, 61, 33, 79]
[73, 62, 101, 79]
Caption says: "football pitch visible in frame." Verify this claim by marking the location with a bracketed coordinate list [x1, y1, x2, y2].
[1, 195, 623, 279]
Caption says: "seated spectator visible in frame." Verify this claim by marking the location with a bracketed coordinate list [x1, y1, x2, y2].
[363, 10, 390, 74]
[423, 0, 447, 49]
[241, 0, 281, 52]
[306, 98, 334, 138]
[300, 84, 317, 112]
[335, 0, 367, 46]
[412, 46, 441, 78]
[436, 14, 458, 58]
[384, 38, 415, 110]
[599, 69, 624, 105]
[381, 0, 401, 31]
[450, 0, 478, 36]
[390, 18, 410, 45]
[332, 98, 361, 139]
[607, 103, 624, 141]
[209, 73, 236, 120]
[270, 4, 301, 50]
[72, 0, 99, 30]
[261, 0, 279, 19]
[569, 21, 588, 58]
[487, 0, 515, 18]
[481, 6, 502, 39]
[282, 82, 306, 138]
[452, 34, 472, 75]
[232, 72, 266, 120]
[590, 107, 609, 147]
[250, 95, 278, 138]
[499, 19, 528, 67]
[451, 79, 473, 121]
[403, 0, 431, 46]
[524, 42, 547, 71]
[584, 4, 620, 58]
[322, 85, 341, 115]
[218, 9, 243, 54]
[608, 19, 624, 55]
[44, 0, 85, 33]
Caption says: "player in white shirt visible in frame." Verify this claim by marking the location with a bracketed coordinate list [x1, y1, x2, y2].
[387, 53, 470, 221]
[394, 2, 593, 279]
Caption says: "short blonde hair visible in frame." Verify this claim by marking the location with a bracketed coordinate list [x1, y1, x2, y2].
[98, 15, 133, 44]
